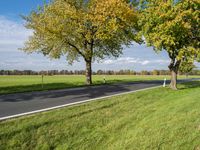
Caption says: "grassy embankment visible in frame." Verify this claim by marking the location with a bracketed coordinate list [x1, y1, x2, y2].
[0, 75, 198, 95]
[0, 81, 200, 149]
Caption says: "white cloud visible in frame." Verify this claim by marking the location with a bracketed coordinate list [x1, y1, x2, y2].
[0, 16, 32, 52]
[0, 54, 71, 70]
[154, 60, 170, 64]
[141, 60, 150, 65]
[100, 57, 169, 66]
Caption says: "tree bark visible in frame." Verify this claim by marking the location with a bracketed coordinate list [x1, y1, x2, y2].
[168, 59, 181, 90]
[85, 60, 92, 85]
[186, 73, 189, 79]
[170, 69, 178, 90]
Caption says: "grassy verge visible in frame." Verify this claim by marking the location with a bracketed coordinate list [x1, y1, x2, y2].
[1, 81, 200, 149]
[0, 75, 199, 95]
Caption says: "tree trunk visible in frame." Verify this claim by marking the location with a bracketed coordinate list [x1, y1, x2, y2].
[85, 60, 92, 85]
[186, 73, 188, 79]
[168, 59, 181, 90]
[170, 69, 178, 90]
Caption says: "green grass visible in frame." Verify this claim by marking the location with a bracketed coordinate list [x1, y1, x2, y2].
[1, 81, 200, 149]
[0, 75, 198, 95]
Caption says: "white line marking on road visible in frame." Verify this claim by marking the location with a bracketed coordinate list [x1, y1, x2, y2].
[0, 85, 162, 121]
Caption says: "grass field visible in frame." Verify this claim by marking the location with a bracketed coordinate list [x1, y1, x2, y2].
[0, 81, 200, 149]
[0, 75, 198, 95]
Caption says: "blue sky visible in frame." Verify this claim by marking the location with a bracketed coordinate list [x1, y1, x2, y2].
[0, 1, 49, 18]
[0, 1, 197, 71]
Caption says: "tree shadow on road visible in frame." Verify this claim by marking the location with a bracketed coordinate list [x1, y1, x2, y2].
[0, 81, 160, 102]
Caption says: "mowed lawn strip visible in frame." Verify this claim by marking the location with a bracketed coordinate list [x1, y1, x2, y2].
[0, 75, 199, 95]
[0, 81, 200, 150]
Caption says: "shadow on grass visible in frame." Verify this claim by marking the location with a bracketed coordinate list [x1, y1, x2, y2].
[0, 83, 85, 95]
[179, 81, 200, 90]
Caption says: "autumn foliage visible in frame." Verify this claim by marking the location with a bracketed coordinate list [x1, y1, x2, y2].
[22, 0, 139, 85]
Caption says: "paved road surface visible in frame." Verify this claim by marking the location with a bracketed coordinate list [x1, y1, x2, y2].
[0, 79, 197, 120]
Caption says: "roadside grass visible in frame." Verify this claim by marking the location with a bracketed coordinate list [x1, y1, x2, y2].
[0, 81, 200, 149]
[0, 75, 198, 95]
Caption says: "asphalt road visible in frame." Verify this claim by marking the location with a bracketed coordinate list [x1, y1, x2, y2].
[0, 79, 197, 120]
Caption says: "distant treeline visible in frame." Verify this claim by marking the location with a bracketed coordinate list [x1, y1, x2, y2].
[1, 69, 200, 76]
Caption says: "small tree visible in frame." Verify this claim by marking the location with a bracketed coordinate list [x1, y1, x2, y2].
[179, 61, 196, 78]
[152, 70, 159, 76]
[21, 0, 139, 85]
[139, 0, 200, 89]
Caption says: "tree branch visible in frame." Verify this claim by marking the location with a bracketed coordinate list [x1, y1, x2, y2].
[80, 33, 92, 45]
[67, 42, 85, 58]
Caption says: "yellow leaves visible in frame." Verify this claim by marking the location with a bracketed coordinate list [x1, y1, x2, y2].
[176, 47, 198, 61]
[22, 0, 138, 62]
[89, 0, 137, 40]
[141, 0, 199, 55]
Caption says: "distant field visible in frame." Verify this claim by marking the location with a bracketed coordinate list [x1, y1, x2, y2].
[1, 81, 200, 149]
[0, 75, 199, 95]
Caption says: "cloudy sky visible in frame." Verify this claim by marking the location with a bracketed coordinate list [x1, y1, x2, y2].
[0, 1, 198, 71]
